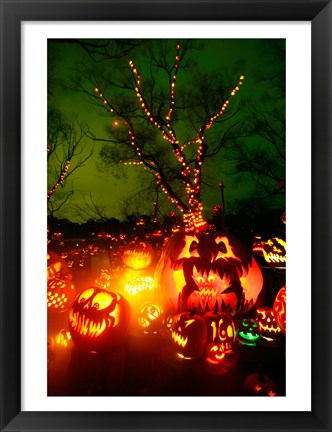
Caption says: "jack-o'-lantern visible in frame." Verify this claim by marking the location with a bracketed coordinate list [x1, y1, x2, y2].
[122, 240, 153, 270]
[254, 307, 282, 340]
[236, 317, 260, 346]
[124, 276, 155, 297]
[137, 301, 165, 334]
[95, 269, 112, 290]
[47, 277, 75, 313]
[203, 308, 235, 353]
[252, 235, 265, 257]
[262, 237, 286, 268]
[155, 232, 263, 315]
[68, 287, 131, 352]
[171, 310, 207, 359]
[243, 372, 279, 396]
[273, 286, 286, 333]
[205, 338, 225, 364]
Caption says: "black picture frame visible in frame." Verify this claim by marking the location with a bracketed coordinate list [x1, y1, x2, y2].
[1, 0, 331, 431]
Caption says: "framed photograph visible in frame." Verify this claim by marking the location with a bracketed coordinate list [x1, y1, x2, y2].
[1, 0, 331, 431]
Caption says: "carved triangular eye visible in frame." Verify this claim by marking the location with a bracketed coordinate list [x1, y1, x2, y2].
[189, 240, 198, 253]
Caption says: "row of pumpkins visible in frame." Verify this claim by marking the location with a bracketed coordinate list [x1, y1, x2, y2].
[48, 231, 286, 358]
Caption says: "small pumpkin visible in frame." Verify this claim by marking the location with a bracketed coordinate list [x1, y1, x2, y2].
[137, 301, 165, 334]
[205, 338, 225, 364]
[47, 276, 75, 313]
[124, 276, 155, 297]
[122, 240, 153, 270]
[171, 310, 207, 359]
[254, 307, 282, 340]
[262, 237, 286, 268]
[236, 317, 260, 346]
[68, 287, 131, 352]
[273, 286, 286, 333]
[243, 372, 279, 396]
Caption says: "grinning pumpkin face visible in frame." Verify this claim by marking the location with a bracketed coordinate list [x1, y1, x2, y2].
[155, 232, 263, 315]
[254, 307, 282, 340]
[122, 240, 153, 270]
[273, 286, 286, 333]
[206, 339, 225, 364]
[68, 287, 131, 352]
[236, 317, 260, 346]
[203, 310, 235, 353]
[171, 311, 207, 359]
[262, 237, 286, 268]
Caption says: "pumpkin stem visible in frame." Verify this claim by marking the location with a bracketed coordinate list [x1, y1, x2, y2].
[189, 308, 197, 317]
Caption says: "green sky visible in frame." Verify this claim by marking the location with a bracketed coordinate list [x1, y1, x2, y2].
[48, 39, 285, 223]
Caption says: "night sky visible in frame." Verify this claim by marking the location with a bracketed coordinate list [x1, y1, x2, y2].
[48, 39, 285, 223]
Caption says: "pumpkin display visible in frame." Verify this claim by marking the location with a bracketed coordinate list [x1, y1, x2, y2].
[236, 317, 260, 346]
[122, 240, 153, 270]
[171, 310, 207, 359]
[47, 276, 75, 313]
[254, 307, 282, 340]
[205, 338, 225, 364]
[203, 309, 235, 353]
[262, 237, 286, 268]
[243, 372, 279, 396]
[273, 286, 286, 333]
[68, 287, 131, 352]
[155, 231, 263, 315]
[137, 301, 165, 334]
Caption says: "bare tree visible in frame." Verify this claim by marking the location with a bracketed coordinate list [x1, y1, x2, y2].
[73, 39, 245, 230]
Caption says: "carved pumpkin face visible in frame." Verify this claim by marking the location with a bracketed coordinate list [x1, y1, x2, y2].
[138, 301, 165, 334]
[254, 307, 282, 340]
[171, 311, 207, 359]
[262, 237, 286, 268]
[273, 286, 286, 333]
[243, 372, 279, 396]
[124, 276, 155, 297]
[236, 317, 260, 346]
[47, 277, 75, 313]
[156, 232, 263, 315]
[206, 339, 225, 364]
[68, 287, 131, 352]
[204, 310, 235, 353]
[122, 241, 153, 270]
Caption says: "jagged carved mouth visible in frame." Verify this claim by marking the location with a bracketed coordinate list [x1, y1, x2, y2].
[172, 260, 248, 312]
[171, 331, 188, 348]
[69, 310, 117, 338]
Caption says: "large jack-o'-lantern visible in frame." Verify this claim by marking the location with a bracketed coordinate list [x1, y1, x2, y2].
[155, 232, 263, 315]
[68, 287, 131, 352]
[273, 286, 286, 333]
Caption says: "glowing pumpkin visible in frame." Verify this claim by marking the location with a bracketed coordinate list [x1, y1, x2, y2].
[273, 286, 286, 333]
[203, 309, 235, 353]
[137, 301, 165, 334]
[155, 232, 263, 315]
[124, 276, 155, 297]
[47, 277, 75, 313]
[205, 338, 225, 364]
[68, 287, 131, 352]
[254, 307, 282, 340]
[171, 310, 207, 359]
[122, 240, 153, 270]
[262, 237, 286, 268]
[243, 372, 279, 396]
[236, 317, 260, 346]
